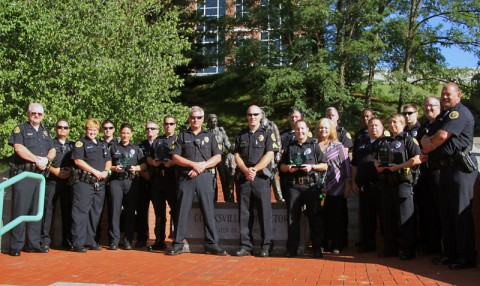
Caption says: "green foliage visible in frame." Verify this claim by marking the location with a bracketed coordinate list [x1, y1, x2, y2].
[0, 0, 191, 158]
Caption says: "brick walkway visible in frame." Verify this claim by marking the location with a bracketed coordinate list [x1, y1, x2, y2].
[1, 245, 478, 285]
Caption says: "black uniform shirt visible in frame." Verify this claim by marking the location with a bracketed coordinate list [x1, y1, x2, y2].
[280, 129, 296, 152]
[375, 132, 421, 165]
[281, 137, 326, 177]
[436, 103, 475, 156]
[153, 134, 177, 161]
[72, 137, 112, 171]
[51, 138, 74, 169]
[353, 127, 369, 151]
[9, 122, 54, 164]
[171, 128, 222, 162]
[404, 121, 421, 139]
[110, 142, 145, 168]
[351, 136, 381, 185]
[234, 126, 279, 166]
[337, 126, 353, 149]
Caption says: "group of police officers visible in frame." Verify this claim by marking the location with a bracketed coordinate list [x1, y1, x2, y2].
[7, 82, 477, 270]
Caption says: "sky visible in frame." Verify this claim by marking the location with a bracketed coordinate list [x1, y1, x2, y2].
[441, 46, 479, 68]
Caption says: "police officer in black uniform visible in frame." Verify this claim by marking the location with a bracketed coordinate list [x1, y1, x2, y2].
[8, 103, 55, 256]
[353, 109, 375, 151]
[148, 116, 177, 250]
[422, 83, 477, 270]
[280, 120, 328, 258]
[167, 106, 226, 256]
[233, 105, 278, 257]
[42, 119, 74, 250]
[352, 117, 383, 253]
[71, 118, 112, 253]
[375, 114, 421, 260]
[325, 107, 353, 152]
[108, 123, 146, 250]
[135, 121, 160, 248]
[402, 104, 421, 138]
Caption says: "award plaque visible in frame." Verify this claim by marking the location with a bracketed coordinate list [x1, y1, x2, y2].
[378, 144, 393, 167]
[291, 152, 306, 169]
[155, 142, 170, 161]
[119, 152, 132, 171]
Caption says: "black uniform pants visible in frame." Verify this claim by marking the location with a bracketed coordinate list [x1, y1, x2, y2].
[379, 181, 416, 254]
[359, 183, 381, 250]
[10, 176, 42, 251]
[173, 172, 219, 248]
[108, 178, 138, 245]
[71, 181, 105, 247]
[438, 165, 476, 264]
[135, 178, 151, 244]
[236, 175, 272, 250]
[42, 179, 72, 246]
[151, 174, 177, 243]
[286, 184, 324, 252]
[323, 195, 348, 250]
[415, 168, 441, 253]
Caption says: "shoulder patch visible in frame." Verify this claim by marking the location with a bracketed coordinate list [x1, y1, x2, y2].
[346, 132, 352, 139]
[449, 111, 459, 119]
[14, 126, 20, 133]
[43, 130, 49, 137]
[412, 138, 419, 145]
[271, 133, 276, 141]
[75, 141, 83, 148]
[307, 131, 313, 137]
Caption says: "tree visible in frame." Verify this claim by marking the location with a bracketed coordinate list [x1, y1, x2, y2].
[0, 0, 192, 158]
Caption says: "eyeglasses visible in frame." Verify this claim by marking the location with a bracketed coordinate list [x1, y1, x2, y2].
[247, 113, 260, 117]
[145, 127, 158, 130]
[190, 116, 203, 120]
[164, 123, 176, 126]
[402, 111, 416, 116]
[30, 112, 44, 116]
[103, 126, 114, 130]
[56, 126, 69, 130]
[424, 104, 439, 108]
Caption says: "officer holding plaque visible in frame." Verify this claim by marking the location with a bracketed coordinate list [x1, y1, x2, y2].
[374, 114, 421, 260]
[280, 120, 328, 258]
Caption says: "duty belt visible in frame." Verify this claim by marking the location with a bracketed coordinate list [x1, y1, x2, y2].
[110, 172, 137, 180]
[293, 176, 315, 185]
[180, 168, 215, 175]
[436, 157, 454, 168]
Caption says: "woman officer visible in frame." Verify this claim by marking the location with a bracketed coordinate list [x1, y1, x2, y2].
[108, 123, 146, 250]
[374, 114, 421, 260]
[280, 120, 328, 258]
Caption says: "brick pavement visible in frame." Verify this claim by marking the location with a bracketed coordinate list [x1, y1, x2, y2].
[1, 245, 478, 286]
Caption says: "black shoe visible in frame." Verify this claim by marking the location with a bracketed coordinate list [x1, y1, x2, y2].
[166, 246, 183, 256]
[448, 261, 477, 270]
[313, 249, 323, 258]
[23, 247, 48, 253]
[432, 256, 453, 265]
[234, 248, 251, 257]
[259, 248, 270, 258]
[357, 246, 375, 253]
[9, 249, 21, 256]
[72, 246, 88, 253]
[109, 244, 118, 250]
[205, 245, 227, 256]
[400, 252, 416, 260]
[61, 242, 72, 251]
[285, 250, 297, 258]
[88, 243, 102, 251]
[151, 241, 167, 251]
[378, 250, 398, 258]
[123, 241, 132, 250]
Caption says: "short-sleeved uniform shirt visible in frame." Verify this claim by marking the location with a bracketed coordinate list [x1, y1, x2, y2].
[436, 103, 475, 156]
[9, 122, 54, 164]
[351, 136, 382, 185]
[404, 121, 421, 139]
[51, 138, 74, 169]
[234, 126, 279, 166]
[72, 137, 112, 171]
[337, 126, 353, 149]
[375, 132, 421, 166]
[281, 137, 326, 177]
[171, 128, 222, 163]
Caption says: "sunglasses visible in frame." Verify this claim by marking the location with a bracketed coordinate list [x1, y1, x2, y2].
[402, 111, 415, 116]
[247, 113, 260, 117]
[103, 126, 114, 130]
[190, 116, 203, 120]
[30, 112, 44, 116]
[164, 122, 176, 126]
[56, 126, 70, 130]
[145, 127, 158, 130]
